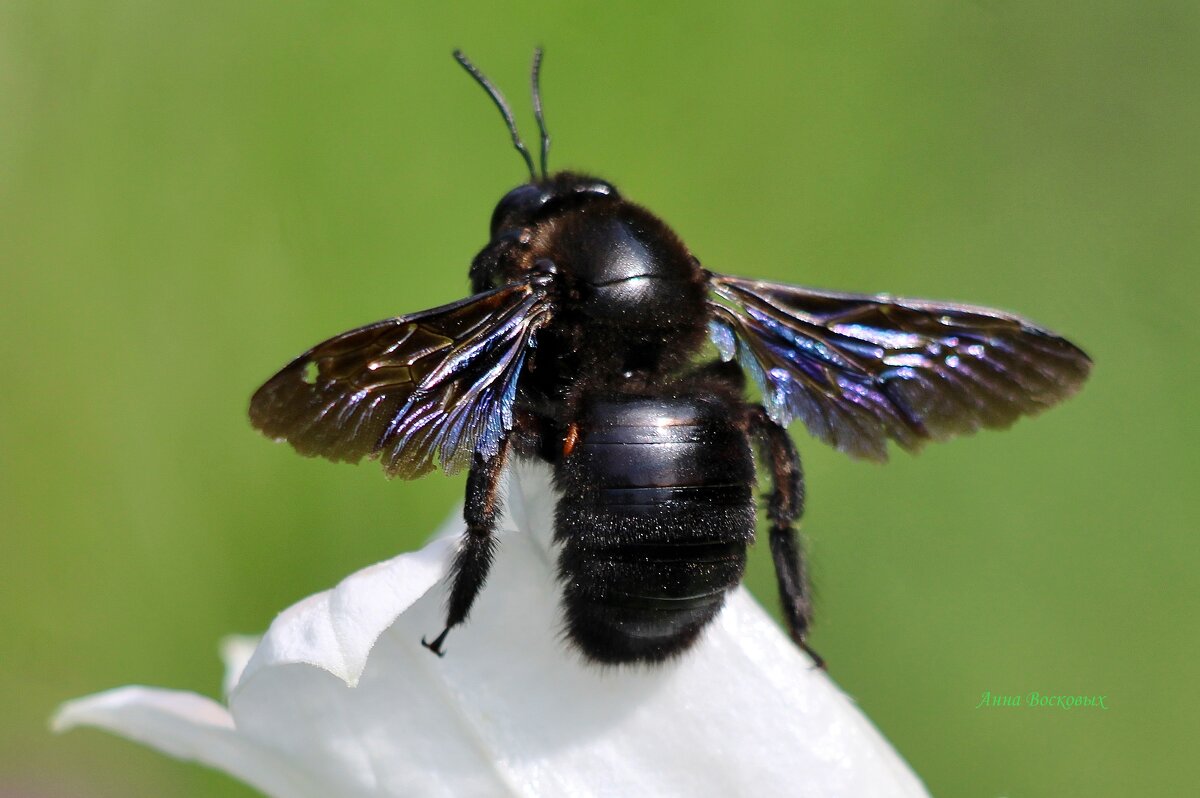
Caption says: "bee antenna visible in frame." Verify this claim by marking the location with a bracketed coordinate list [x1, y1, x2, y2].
[453, 49, 537, 183]
[531, 47, 550, 179]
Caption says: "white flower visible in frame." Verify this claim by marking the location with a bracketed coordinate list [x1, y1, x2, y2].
[54, 461, 929, 797]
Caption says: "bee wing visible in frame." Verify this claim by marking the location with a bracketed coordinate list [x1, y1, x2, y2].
[707, 273, 1091, 461]
[250, 274, 553, 478]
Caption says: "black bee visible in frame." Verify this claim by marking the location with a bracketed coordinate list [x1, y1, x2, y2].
[249, 50, 1091, 666]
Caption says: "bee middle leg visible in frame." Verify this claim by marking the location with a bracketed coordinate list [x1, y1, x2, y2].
[747, 405, 825, 669]
[420, 437, 511, 657]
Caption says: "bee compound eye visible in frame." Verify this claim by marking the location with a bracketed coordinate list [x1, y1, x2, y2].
[490, 184, 553, 236]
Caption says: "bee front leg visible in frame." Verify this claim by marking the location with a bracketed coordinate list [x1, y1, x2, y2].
[421, 437, 511, 657]
[747, 406, 824, 669]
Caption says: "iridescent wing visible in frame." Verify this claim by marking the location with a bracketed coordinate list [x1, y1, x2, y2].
[707, 273, 1091, 461]
[250, 274, 553, 478]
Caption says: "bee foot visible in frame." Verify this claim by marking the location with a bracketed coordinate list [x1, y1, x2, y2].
[421, 628, 451, 657]
[799, 640, 826, 671]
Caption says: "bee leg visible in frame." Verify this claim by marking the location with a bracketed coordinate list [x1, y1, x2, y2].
[420, 437, 511, 657]
[748, 406, 825, 670]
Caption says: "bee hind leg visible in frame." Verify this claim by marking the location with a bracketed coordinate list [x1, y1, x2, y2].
[747, 405, 825, 670]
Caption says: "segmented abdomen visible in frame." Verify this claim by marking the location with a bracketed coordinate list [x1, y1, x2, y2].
[554, 395, 756, 664]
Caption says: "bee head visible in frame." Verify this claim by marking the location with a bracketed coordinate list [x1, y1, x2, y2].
[489, 175, 617, 237]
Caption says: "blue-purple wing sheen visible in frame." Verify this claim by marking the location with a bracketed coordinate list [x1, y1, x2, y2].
[706, 273, 1091, 461]
[249, 274, 553, 478]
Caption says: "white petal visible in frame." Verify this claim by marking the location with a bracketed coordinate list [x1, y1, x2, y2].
[224, 460, 927, 796]
[58, 460, 929, 797]
[51, 687, 319, 798]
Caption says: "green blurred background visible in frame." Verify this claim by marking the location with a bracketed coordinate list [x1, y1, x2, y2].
[3, 2, 1196, 796]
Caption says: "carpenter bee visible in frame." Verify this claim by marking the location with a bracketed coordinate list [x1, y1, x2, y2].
[249, 50, 1091, 666]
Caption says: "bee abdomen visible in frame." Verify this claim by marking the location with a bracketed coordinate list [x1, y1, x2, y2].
[554, 396, 756, 664]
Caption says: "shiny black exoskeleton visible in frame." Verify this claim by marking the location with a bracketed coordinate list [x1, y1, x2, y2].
[554, 395, 758, 662]
[475, 173, 708, 402]
[249, 50, 1090, 667]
